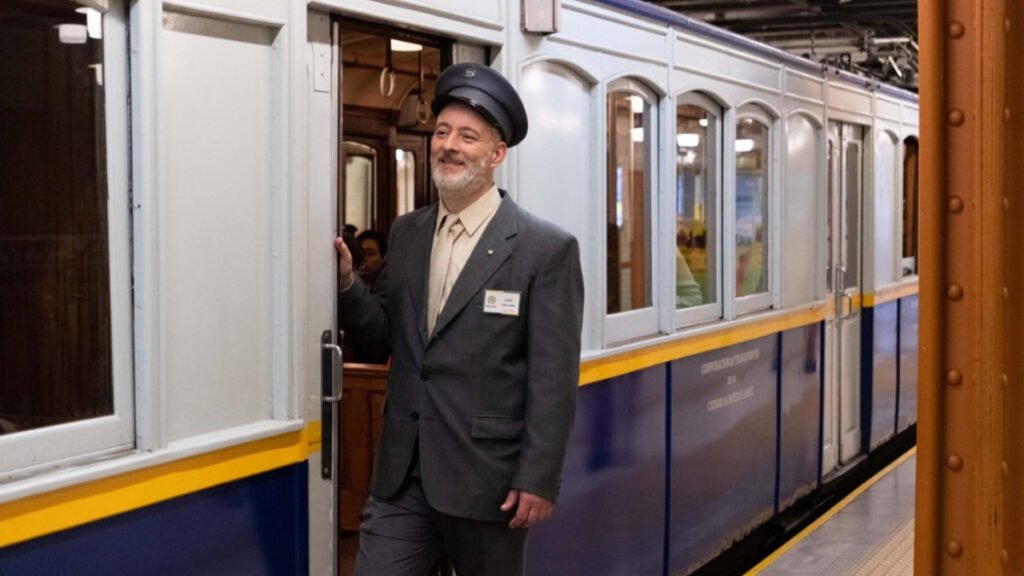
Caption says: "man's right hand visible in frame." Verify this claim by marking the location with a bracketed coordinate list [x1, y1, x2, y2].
[334, 236, 354, 290]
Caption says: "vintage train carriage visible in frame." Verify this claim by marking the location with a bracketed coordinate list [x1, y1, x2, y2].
[0, 1, 918, 574]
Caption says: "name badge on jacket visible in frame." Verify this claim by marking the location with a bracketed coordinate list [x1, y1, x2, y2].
[483, 290, 521, 316]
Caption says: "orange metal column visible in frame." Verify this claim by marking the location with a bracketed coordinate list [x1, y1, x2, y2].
[916, 0, 1011, 574]
[1002, 1, 1023, 572]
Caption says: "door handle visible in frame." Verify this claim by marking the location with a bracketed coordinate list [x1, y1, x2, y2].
[320, 330, 344, 479]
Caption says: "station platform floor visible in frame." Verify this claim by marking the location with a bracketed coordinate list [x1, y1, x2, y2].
[748, 449, 917, 576]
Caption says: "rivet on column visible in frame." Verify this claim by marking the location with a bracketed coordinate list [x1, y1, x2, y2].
[1005, 108, 1012, 122]
[1005, 197, 1011, 212]
[948, 109, 965, 126]
[1003, 550, 1009, 564]
[947, 370, 963, 386]
[1003, 287, 1010, 301]
[948, 284, 964, 300]
[947, 455, 964, 471]
[1004, 461, 1009, 477]
[947, 540, 964, 558]
[948, 196, 964, 213]
[1002, 374, 1009, 388]
[949, 21, 966, 38]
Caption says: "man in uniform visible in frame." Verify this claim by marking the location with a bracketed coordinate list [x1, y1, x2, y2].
[334, 62, 585, 575]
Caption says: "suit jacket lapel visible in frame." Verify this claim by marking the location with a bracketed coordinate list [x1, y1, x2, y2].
[409, 204, 438, 347]
[431, 195, 518, 339]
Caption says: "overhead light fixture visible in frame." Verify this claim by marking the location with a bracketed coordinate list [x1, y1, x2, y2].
[75, 7, 102, 39]
[629, 95, 645, 114]
[390, 39, 423, 52]
[698, 118, 709, 127]
[631, 127, 645, 143]
[735, 139, 755, 153]
[56, 24, 88, 44]
[677, 133, 700, 148]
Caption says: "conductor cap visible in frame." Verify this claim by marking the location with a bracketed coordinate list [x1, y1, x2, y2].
[432, 63, 529, 147]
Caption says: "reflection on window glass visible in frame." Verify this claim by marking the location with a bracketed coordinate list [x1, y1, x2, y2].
[735, 117, 769, 297]
[344, 141, 376, 233]
[901, 138, 919, 276]
[606, 91, 652, 314]
[676, 102, 716, 309]
[395, 149, 415, 216]
[0, 3, 112, 435]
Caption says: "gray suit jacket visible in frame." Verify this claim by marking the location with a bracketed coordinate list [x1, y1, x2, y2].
[339, 192, 584, 522]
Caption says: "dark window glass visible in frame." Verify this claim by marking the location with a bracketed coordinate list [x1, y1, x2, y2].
[902, 138, 919, 275]
[0, 1, 112, 435]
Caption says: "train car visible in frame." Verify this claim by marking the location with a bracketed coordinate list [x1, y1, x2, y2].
[0, 0, 919, 574]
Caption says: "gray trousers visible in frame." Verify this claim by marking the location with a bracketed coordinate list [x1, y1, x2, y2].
[354, 477, 528, 576]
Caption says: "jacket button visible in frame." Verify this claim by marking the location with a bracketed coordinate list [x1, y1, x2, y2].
[420, 370, 429, 381]
[411, 412, 419, 421]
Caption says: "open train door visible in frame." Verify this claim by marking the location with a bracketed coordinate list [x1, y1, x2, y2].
[822, 121, 865, 476]
[307, 10, 343, 576]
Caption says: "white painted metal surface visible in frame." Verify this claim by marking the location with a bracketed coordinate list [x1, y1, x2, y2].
[160, 7, 280, 441]
[305, 11, 339, 575]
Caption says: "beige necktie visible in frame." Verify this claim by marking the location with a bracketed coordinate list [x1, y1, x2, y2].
[427, 215, 465, 335]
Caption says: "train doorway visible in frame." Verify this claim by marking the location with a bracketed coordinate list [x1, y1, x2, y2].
[822, 121, 865, 477]
[329, 15, 489, 574]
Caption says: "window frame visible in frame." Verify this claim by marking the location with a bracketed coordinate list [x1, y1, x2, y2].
[603, 78, 660, 345]
[672, 91, 723, 329]
[900, 136, 919, 278]
[0, 2, 135, 479]
[732, 104, 776, 316]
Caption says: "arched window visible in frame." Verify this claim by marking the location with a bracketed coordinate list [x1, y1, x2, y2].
[605, 78, 658, 342]
[901, 137, 919, 276]
[734, 105, 773, 313]
[674, 92, 721, 326]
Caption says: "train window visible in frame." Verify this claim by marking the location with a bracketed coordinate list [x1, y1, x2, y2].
[674, 93, 721, 326]
[901, 137, 919, 276]
[734, 108, 772, 312]
[605, 79, 658, 343]
[0, 1, 133, 475]
[395, 148, 416, 216]
[344, 141, 378, 232]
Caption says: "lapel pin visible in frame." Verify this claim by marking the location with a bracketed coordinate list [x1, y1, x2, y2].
[487, 249, 494, 255]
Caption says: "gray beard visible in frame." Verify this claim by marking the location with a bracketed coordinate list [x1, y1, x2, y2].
[431, 157, 492, 202]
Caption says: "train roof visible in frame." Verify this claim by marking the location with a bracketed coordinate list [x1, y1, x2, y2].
[595, 0, 920, 105]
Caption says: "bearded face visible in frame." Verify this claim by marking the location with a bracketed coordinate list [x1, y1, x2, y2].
[430, 102, 507, 204]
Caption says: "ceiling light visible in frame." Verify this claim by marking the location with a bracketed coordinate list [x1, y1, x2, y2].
[735, 139, 755, 153]
[56, 24, 87, 44]
[390, 39, 423, 52]
[629, 95, 645, 114]
[677, 133, 700, 148]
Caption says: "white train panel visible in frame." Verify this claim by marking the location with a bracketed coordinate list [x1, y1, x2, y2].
[556, 1, 669, 67]
[782, 113, 824, 307]
[827, 82, 874, 121]
[872, 130, 901, 288]
[902, 104, 921, 128]
[675, 33, 782, 94]
[517, 59, 598, 349]
[876, 96, 902, 123]
[160, 8, 280, 440]
[785, 69, 825, 105]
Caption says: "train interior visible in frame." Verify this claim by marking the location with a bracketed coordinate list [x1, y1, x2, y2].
[333, 18, 454, 570]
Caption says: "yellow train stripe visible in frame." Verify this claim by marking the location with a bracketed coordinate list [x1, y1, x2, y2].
[863, 282, 920, 307]
[307, 420, 322, 451]
[0, 424, 317, 549]
[580, 305, 828, 386]
[744, 446, 918, 575]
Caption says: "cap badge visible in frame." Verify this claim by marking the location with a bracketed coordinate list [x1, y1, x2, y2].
[464, 68, 477, 78]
